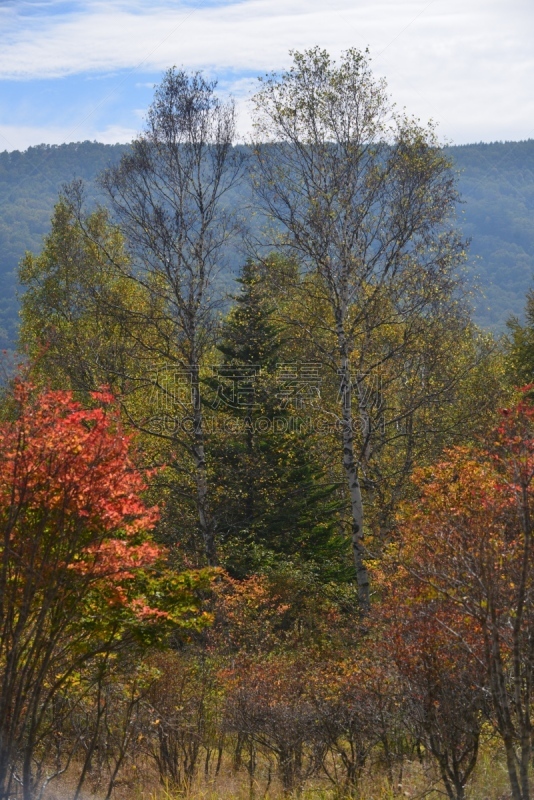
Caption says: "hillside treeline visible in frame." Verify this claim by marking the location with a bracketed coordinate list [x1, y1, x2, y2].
[1, 134, 534, 348]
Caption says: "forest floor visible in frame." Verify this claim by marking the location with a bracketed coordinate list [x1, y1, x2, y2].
[52, 744, 515, 800]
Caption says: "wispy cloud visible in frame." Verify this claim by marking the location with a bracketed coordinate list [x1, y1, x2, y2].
[0, 0, 532, 147]
[0, 0, 530, 80]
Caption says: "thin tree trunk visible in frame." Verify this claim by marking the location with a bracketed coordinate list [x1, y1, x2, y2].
[519, 734, 530, 800]
[503, 736, 524, 800]
[337, 333, 370, 614]
[192, 366, 217, 566]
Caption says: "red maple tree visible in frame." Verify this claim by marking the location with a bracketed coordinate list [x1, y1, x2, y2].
[0, 381, 205, 800]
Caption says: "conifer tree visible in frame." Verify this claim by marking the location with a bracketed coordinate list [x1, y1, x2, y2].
[507, 290, 534, 387]
[211, 260, 349, 580]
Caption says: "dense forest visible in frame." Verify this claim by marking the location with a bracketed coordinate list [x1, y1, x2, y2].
[3, 49, 534, 800]
[1, 136, 534, 349]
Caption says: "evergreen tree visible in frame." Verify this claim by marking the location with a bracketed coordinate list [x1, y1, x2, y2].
[217, 259, 281, 370]
[507, 290, 534, 387]
[211, 260, 350, 580]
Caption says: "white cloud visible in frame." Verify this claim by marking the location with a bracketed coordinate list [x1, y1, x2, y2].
[0, 122, 137, 152]
[95, 123, 139, 144]
[0, 0, 529, 78]
[0, 0, 532, 143]
[0, 124, 67, 152]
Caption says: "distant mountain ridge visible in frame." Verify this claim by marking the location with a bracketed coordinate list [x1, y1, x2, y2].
[445, 140, 534, 329]
[1, 139, 533, 349]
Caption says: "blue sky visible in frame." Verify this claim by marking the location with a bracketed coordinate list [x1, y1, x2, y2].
[0, 0, 532, 151]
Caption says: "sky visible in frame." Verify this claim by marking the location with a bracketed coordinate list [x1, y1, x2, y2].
[0, 0, 532, 152]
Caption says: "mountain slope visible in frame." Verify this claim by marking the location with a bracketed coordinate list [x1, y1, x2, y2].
[447, 140, 534, 328]
[1, 139, 533, 348]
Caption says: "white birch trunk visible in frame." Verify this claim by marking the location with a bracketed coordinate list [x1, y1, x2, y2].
[337, 329, 370, 613]
[191, 366, 217, 566]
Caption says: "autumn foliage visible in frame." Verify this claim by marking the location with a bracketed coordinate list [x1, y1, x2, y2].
[11, 52, 522, 800]
[3, 378, 532, 799]
[0, 381, 210, 800]
[374, 391, 534, 800]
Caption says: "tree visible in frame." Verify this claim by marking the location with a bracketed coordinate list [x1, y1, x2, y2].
[250, 47, 471, 612]
[223, 656, 319, 797]
[210, 259, 349, 580]
[389, 393, 534, 800]
[141, 651, 224, 793]
[506, 290, 534, 388]
[18, 199, 203, 563]
[308, 656, 402, 798]
[47, 69, 245, 568]
[19, 199, 149, 397]
[376, 571, 486, 800]
[0, 380, 209, 800]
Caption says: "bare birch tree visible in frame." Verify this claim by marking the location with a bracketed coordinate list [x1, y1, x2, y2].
[97, 69, 245, 565]
[250, 48, 468, 612]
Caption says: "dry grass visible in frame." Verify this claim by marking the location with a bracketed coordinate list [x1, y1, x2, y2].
[46, 742, 520, 800]
[139, 752, 515, 800]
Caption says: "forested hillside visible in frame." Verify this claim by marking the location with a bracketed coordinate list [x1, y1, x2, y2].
[447, 139, 534, 327]
[1, 138, 534, 349]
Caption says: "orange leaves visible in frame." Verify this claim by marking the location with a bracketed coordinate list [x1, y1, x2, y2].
[0, 379, 163, 614]
[73, 540, 163, 580]
[208, 573, 290, 653]
[0, 379, 159, 535]
[392, 434, 526, 626]
[378, 391, 534, 705]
